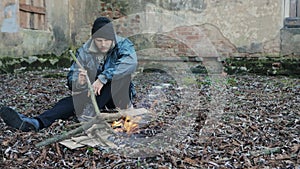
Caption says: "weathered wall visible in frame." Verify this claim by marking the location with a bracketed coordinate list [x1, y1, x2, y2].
[0, 0, 288, 58]
[68, 0, 103, 47]
[0, 0, 64, 57]
[0, 0, 102, 57]
[109, 0, 283, 58]
[281, 28, 300, 56]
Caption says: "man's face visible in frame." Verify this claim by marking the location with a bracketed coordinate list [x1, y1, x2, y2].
[94, 38, 113, 53]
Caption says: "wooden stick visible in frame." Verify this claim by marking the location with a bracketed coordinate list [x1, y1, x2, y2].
[36, 107, 151, 148]
[66, 112, 124, 129]
[36, 50, 117, 148]
[36, 116, 101, 148]
[249, 147, 281, 156]
[36, 112, 127, 147]
[69, 50, 113, 131]
[69, 50, 101, 116]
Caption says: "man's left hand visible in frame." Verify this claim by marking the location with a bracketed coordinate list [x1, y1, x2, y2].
[92, 79, 103, 95]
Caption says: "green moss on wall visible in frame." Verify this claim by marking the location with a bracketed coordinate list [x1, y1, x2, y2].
[1, 52, 299, 78]
[224, 57, 300, 77]
[0, 53, 71, 74]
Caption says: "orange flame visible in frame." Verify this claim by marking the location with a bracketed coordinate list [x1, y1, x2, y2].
[111, 116, 141, 134]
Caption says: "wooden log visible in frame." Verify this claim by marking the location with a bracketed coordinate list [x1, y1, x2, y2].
[36, 115, 110, 148]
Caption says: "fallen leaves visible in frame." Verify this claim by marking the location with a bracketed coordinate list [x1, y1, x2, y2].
[0, 69, 299, 168]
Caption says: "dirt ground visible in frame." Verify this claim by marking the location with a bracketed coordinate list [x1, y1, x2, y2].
[0, 68, 299, 168]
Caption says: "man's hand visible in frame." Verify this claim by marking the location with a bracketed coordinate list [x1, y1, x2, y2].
[78, 69, 87, 85]
[93, 79, 103, 95]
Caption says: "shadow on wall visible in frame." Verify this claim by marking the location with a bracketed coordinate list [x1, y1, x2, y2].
[51, 26, 69, 56]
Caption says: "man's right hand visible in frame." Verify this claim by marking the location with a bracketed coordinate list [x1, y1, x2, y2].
[78, 69, 87, 85]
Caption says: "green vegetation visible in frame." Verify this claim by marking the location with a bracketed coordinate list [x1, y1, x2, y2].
[1, 53, 299, 80]
[226, 77, 238, 86]
[0, 52, 71, 74]
[224, 57, 300, 77]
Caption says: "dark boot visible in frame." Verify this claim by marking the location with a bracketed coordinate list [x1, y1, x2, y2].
[0, 107, 40, 132]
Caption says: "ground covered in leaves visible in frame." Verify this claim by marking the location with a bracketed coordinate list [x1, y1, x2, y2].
[0, 68, 299, 168]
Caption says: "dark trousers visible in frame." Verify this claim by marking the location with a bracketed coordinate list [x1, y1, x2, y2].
[36, 76, 131, 129]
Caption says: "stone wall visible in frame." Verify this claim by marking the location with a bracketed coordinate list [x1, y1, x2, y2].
[281, 28, 300, 56]
[0, 0, 290, 59]
[108, 0, 283, 59]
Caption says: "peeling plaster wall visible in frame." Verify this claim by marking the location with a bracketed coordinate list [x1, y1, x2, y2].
[281, 28, 300, 56]
[0, 0, 67, 57]
[0, 0, 101, 57]
[0, 2, 19, 33]
[202, 0, 282, 55]
[0, 0, 286, 58]
[115, 0, 283, 57]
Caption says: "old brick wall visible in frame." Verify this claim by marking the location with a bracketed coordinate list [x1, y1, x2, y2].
[0, 0, 287, 59]
[99, 0, 283, 59]
[69, 0, 103, 46]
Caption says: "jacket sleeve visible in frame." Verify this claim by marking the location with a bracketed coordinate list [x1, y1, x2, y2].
[97, 38, 138, 84]
[67, 49, 88, 92]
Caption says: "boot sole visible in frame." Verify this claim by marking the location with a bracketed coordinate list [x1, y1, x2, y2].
[0, 107, 36, 132]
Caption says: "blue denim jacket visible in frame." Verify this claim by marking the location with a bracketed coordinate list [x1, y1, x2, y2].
[67, 36, 138, 96]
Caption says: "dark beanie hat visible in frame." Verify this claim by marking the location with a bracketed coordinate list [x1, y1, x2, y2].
[91, 17, 115, 41]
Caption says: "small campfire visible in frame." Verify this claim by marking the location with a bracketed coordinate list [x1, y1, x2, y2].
[59, 108, 152, 149]
[111, 115, 141, 134]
